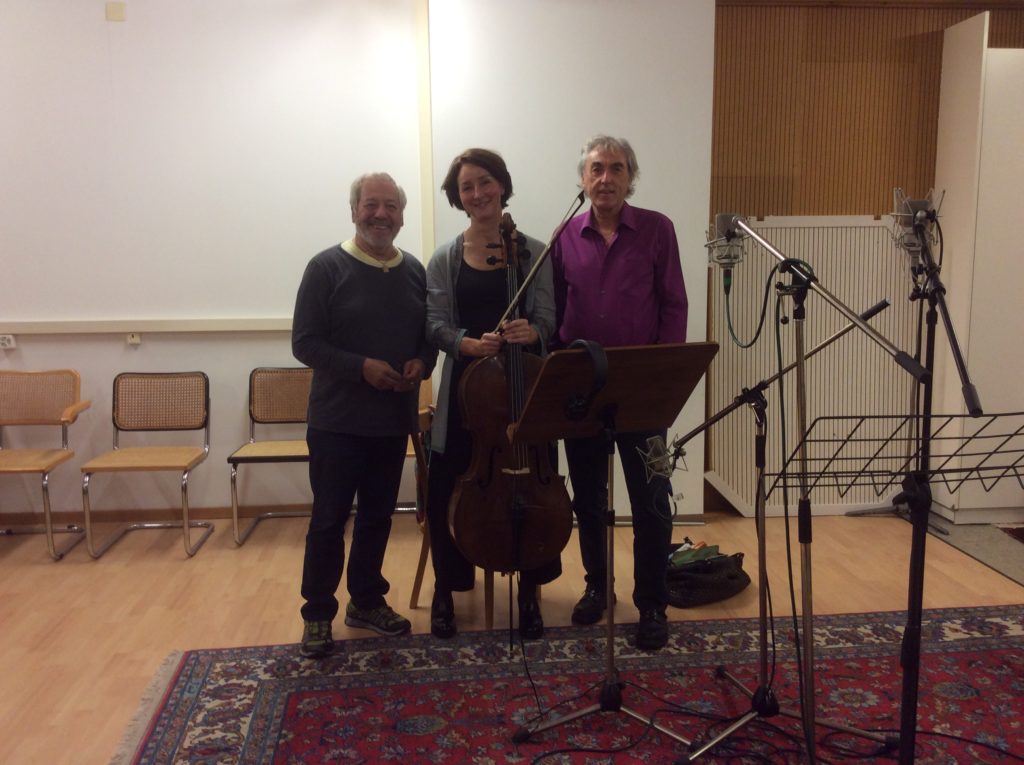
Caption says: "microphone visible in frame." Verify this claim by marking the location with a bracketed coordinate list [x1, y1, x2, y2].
[891, 188, 937, 268]
[638, 435, 674, 482]
[706, 213, 744, 295]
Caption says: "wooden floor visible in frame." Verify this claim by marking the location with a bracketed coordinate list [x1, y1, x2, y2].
[1, 510, 1022, 764]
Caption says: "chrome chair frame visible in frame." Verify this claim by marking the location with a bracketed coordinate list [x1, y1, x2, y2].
[227, 367, 312, 545]
[0, 369, 91, 560]
[81, 372, 213, 558]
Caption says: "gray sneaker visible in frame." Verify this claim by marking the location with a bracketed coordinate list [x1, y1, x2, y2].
[344, 602, 411, 636]
[300, 620, 334, 658]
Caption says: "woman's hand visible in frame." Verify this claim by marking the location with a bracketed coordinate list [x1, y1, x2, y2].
[461, 332, 504, 358]
[500, 318, 537, 346]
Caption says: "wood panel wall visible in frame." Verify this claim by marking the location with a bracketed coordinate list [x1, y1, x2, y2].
[711, 1, 1024, 217]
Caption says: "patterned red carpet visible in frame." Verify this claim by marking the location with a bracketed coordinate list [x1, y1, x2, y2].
[120, 605, 1023, 764]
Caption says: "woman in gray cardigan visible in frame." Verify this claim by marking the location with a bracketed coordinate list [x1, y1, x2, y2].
[424, 148, 561, 640]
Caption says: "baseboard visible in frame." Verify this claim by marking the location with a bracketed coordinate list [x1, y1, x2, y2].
[1, 502, 419, 527]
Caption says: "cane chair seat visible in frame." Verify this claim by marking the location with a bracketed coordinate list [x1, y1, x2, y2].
[227, 367, 312, 545]
[0, 369, 91, 560]
[0, 447, 75, 473]
[80, 371, 212, 558]
[82, 446, 208, 472]
[229, 440, 309, 462]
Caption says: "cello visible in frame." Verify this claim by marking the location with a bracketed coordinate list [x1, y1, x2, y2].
[448, 213, 573, 574]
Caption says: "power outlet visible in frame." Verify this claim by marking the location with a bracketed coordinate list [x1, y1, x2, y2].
[0, 334, 16, 350]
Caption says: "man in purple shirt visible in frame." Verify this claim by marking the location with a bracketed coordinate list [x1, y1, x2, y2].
[551, 135, 688, 650]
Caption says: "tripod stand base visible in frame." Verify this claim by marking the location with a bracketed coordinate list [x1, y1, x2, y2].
[844, 505, 949, 536]
[680, 665, 897, 762]
[513, 677, 691, 747]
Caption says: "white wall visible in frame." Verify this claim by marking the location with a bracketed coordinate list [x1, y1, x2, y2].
[0, 0, 715, 517]
[429, 0, 715, 516]
[0, 1, 424, 322]
[932, 14, 1024, 522]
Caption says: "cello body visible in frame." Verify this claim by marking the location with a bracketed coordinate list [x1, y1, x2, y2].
[447, 214, 573, 574]
[449, 352, 573, 572]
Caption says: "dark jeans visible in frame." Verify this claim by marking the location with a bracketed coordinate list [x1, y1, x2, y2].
[564, 428, 672, 612]
[300, 427, 407, 622]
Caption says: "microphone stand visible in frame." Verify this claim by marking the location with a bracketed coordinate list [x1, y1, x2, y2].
[896, 215, 981, 765]
[727, 218, 927, 761]
[665, 300, 897, 762]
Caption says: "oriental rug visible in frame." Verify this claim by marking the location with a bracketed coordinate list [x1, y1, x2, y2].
[118, 605, 1023, 764]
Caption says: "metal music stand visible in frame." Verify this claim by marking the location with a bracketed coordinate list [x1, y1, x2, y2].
[509, 341, 718, 748]
[766, 410, 1024, 762]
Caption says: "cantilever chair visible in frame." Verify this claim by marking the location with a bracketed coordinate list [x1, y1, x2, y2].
[0, 369, 91, 560]
[80, 371, 213, 558]
[227, 366, 313, 545]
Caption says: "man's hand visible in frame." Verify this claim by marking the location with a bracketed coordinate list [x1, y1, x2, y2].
[362, 358, 404, 391]
[401, 359, 426, 390]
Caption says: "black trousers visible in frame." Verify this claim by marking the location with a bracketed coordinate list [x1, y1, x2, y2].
[300, 427, 407, 622]
[564, 428, 673, 612]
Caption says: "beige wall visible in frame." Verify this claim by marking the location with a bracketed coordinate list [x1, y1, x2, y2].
[711, 1, 1024, 218]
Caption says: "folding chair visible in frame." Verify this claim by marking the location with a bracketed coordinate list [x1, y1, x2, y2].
[227, 366, 312, 545]
[81, 371, 213, 558]
[0, 369, 91, 560]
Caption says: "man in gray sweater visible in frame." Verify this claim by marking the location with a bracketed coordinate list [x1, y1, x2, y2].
[292, 172, 436, 658]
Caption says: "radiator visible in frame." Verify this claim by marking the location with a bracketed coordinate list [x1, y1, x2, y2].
[705, 217, 920, 516]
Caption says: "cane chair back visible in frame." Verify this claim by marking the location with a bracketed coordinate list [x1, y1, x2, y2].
[80, 371, 212, 558]
[0, 369, 91, 559]
[228, 367, 312, 545]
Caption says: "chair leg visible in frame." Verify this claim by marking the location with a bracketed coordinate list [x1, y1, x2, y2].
[484, 570, 494, 629]
[0, 472, 85, 561]
[83, 472, 126, 559]
[82, 471, 214, 559]
[230, 464, 309, 546]
[41, 471, 85, 561]
[180, 468, 214, 557]
[409, 518, 431, 609]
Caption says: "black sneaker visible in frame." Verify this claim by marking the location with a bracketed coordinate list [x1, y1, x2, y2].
[636, 608, 669, 650]
[571, 587, 610, 625]
[300, 620, 334, 658]
[344, 602, 411, 636]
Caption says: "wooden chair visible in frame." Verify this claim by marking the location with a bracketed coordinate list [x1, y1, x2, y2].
[407, 379, 505, 629]
[80, 371, 213, 558]
[227, 366, 312, 545]
[407, 400, 434, 613]
[0, 369, 91, 560]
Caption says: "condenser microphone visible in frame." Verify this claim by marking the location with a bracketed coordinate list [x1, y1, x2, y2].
[638, 435, 673, 482]
[892, 188, 937, 268]
[706, 213, 744, 294]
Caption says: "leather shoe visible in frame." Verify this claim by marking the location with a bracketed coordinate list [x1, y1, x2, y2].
[430, 590, 456, 639]
[636, 608, 668, 650]
[571, 586, 612, 625]
[518, 595, 544, 640]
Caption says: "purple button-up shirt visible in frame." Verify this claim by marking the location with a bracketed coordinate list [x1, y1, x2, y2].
[551, 202, 688, 348]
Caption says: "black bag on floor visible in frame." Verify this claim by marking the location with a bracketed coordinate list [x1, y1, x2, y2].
[666, 551, 751, 608]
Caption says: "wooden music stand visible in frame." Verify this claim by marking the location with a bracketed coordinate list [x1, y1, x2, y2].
[511, 341, 718, 748]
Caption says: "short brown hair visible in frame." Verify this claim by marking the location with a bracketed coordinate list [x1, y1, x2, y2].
[440, 148, 514, 211]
